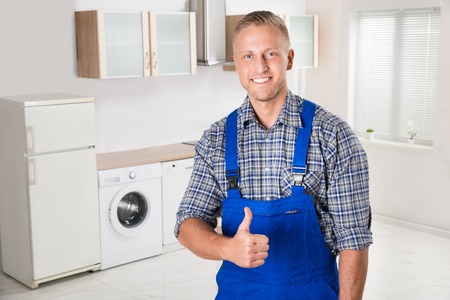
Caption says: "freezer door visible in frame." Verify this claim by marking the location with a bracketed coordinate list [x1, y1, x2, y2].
[24, 102, 95, 154]
[27, 148, 100, 280]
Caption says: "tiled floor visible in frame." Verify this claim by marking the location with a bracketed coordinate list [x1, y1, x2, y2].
[1, 216, 450, 299]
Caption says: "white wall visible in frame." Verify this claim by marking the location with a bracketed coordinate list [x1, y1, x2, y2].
[305, 0, 450, 232]
[0, 0, 304, 153]
[0, 0, 305, 272]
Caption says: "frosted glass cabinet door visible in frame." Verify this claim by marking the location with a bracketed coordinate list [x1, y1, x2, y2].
[285, 15, 319, 69]
[149, 12, 196, 76]
[75, 10, 150, 78]
[103, 12, 148, 78]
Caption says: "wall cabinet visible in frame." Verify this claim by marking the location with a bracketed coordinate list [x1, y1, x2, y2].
[75, 11, 196, 79]
[224, 14, 319, 70]
[75, 11, 149, 78]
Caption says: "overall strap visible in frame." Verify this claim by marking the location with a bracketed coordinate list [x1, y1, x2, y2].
[225, 109, 239, 193]
[225, 100, 316, 193]
[292, 99, 316, 187]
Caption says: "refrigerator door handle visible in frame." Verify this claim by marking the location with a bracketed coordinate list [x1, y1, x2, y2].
[26, 126, 35, 154]
[28, 158, 37, 185]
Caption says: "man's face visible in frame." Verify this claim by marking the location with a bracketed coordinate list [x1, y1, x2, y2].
[233, 24, 294, 104]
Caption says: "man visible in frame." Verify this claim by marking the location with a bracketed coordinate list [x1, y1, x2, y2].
[175, 10, 372, 299]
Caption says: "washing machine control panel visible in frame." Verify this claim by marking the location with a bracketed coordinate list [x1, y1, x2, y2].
[98, 163, 162, 187]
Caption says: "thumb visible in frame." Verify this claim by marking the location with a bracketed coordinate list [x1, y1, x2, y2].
[238, 207, 253, 233]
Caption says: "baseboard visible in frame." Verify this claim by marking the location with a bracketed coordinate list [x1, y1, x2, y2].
[373, 214, 450, 239]
[162, 242, 185, 254]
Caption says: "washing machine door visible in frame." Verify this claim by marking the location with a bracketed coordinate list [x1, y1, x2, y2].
[110, 184, 151, 237]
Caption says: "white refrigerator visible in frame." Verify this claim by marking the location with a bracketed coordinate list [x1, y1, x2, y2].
[0, 93, 101, 288]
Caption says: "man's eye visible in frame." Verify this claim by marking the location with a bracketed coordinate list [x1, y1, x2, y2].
[244, 55, 252, 59]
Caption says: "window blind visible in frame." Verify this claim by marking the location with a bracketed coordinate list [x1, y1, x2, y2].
[353, 8, 440, 145]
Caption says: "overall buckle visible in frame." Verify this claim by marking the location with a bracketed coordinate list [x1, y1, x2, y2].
[292, 166, 306, 186]
[226, 169, 239, 190]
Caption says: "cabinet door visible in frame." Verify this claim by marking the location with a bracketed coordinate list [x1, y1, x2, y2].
[285, 15, 319, 69]
[27, 149, 100, 279]
[149, 12, 196, 76]
[75, 11, 150, 78]
[102, 11, 150, 78]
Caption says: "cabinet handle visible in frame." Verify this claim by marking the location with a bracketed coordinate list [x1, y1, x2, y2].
[152, 51, 158, 70]
[28, 158, 37, 185]
[145, 52, 150, 70]
[26, 126, 35, 154]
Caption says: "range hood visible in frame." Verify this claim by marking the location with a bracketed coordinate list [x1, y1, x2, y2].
[190, 0, 226, 65]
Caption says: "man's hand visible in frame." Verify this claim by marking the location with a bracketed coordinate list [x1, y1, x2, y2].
[227, 207, 269, 268]
[177, 207, 269, 268]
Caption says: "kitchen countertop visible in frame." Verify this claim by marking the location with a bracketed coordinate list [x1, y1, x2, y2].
[96, 143, 195, 171]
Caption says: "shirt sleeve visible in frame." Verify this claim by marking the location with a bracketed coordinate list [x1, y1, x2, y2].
[323, 119, 373, 252]
[173, 126, 226, 238]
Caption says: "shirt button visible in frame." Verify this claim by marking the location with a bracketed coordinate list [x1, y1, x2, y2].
[265, 138, 270, 143]
[265, 166, 270, 172]
[266, 196, 271, 200]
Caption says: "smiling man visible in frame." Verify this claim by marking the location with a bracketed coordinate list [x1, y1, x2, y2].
[175, 11, 372, 300]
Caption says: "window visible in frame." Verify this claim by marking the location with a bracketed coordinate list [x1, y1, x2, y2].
[353, 8, 440, 146]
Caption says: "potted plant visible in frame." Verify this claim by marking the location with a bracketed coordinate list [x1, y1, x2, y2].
[366, 128, 375, 140]
[407, 121, 417, 144]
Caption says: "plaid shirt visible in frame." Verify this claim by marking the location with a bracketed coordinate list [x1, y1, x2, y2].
[175, 91, 373, 255]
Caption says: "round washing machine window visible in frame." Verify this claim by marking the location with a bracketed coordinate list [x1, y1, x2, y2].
[109, 184, 152, 237]
[117, 192, 148, 228]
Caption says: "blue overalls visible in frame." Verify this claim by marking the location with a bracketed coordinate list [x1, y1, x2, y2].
[216, 100, 339, 299]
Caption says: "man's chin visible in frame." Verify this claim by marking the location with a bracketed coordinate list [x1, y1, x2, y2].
[248, 89, 281, 103]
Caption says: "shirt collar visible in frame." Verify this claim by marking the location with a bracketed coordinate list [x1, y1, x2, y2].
[239, 90, 304, 129]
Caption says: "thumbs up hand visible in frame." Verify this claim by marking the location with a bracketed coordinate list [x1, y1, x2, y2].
[227, 207, 269, 268]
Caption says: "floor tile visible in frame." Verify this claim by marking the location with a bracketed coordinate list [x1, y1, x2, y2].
[1, 216, 449, 299]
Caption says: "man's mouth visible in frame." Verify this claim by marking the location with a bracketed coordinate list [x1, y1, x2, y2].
[252, 77, 271, 83]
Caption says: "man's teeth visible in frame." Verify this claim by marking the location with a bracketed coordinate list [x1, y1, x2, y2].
[253, 77, 270, 83]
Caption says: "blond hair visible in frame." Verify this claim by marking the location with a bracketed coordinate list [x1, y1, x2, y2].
[233, 11, 291, 51]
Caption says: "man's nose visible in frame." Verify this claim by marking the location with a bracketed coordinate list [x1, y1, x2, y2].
[254, 55, 269, 73]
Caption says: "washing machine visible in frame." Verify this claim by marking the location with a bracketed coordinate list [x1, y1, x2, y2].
[97, 163, 162, 270]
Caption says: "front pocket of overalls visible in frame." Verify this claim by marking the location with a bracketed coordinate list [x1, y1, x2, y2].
[222, 197, 305, 236]
[289, 276, 339, 300]
[221, 206, 307, 285]
[252, 210, 309, 279]
[314, 276, 339, 299]
[249, 208, 304, 235]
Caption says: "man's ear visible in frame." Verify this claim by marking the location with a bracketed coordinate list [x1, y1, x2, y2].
[287, 49, 295, 70]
